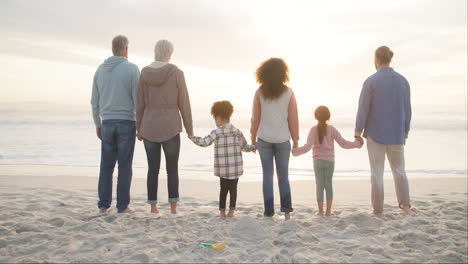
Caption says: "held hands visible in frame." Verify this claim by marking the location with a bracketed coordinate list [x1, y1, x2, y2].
[355, 136, 364, 146]
[96, 128, 101, 140]
[187, 134, 194, 143]
[291, 140, 299, 156]
[251, 140, 257, 154]
[354, 132, 364, 147]
[136, 132, 143, 141]
[292, 140, 298, 149]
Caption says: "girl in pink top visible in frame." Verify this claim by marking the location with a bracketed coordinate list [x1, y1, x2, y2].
[292, 106, 363, 216]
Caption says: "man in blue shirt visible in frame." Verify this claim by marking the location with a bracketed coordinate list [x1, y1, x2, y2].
[355, 46, 411, 217]
[91, 35, 140, 215]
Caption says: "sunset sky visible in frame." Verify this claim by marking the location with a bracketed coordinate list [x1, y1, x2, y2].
[1, 0, 466, 120]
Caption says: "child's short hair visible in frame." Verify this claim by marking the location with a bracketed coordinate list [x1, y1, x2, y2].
[211, 100, 234, 120]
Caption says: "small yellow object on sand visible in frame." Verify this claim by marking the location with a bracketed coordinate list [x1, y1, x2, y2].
[197, 242, 227, 251]
[211, 243, 226, 251]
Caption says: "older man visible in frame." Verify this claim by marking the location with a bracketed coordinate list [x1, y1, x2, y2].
[91, 35, 140, 214]
[355, 46, 412, 217]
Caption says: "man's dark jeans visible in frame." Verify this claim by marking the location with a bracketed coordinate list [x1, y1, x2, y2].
[97, 119, 136, 213]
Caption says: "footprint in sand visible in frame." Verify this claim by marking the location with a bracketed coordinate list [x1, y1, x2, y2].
[0, 226, 10, 236]
[423, 226, 438, 234]
[299, 232, 320, 243]
[0, 239, 7, 248]
[49, 218, 65, 227]
[292, 253, 313, 263]
[280, 248, 292, 256]
[239, 207, 253, 214]
[336, 213, 381, 234]
[96, 236, 117, 245]
[124, 253, 151, 263]
[14, 223, 41, 233]
[413, 200, 431, 207]
[364, 245, 384, 255]
[334, 219, 347, 231]
[102, 215, 117, 223]
[82, 215, 101, 222]
[445, 222, 467, 232]
[273, 239, 284, 246]
[389, 241, 405, 249]
[25, 204, 47, 211]
[234, 216, 270, 241]
[412, 218, 430, 225]
[197, 212, 211, 218]
[394, 230, 434, 244]
[278, 219, 301, 234]
[13, 211, 34, 217]
[448, 206, 465, 211]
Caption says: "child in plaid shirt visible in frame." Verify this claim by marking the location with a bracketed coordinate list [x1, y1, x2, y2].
[190, 101, 256, 218]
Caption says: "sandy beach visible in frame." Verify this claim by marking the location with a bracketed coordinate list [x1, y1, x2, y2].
[0, 165, 466, 263]
[1, 0, 466, 263]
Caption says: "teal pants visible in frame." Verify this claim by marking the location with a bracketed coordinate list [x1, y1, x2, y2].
[313, 159, 335, 201]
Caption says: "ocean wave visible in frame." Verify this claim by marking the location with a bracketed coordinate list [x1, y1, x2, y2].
[288, 168, 468, 176]
[0, 161, 465, 177]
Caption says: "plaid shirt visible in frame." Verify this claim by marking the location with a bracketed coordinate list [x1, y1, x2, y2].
[191, 124, 255, 179]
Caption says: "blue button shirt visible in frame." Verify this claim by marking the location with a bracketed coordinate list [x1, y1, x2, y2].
[355, 67, 411, 145]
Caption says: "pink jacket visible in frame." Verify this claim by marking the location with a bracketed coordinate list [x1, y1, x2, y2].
[136, 64, 193, 142]
[292, 125, 362, 162]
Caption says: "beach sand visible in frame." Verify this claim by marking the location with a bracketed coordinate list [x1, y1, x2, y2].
[0, 165, 466, 263]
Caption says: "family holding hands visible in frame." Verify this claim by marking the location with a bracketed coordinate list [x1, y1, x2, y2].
[91, 36, 412, 221]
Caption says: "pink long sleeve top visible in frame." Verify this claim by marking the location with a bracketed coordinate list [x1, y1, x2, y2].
[292, 125, 362, 162]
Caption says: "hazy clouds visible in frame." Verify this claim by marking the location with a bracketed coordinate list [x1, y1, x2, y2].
[0, 0, 466, 109]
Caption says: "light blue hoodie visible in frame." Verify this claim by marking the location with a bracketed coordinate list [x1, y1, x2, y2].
[91, 56, 140, 128]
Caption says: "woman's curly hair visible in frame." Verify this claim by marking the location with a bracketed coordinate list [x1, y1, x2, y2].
[255, 58, 289, 100]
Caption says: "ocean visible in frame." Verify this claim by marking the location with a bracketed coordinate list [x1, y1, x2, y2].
[0, 103, 466, 181]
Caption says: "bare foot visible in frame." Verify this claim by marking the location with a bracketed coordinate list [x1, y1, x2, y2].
[170, 202, 177, 215]
[401, 205, 411, 216]
[150, 205, 159, 214]
[372, 212, 384, 218]
[316, 211, 324, 216]
[284, 212, 291, 221]
[227, 210, 235, 217]
[325, 211, 331, 217]
[219, 211, 226, 218]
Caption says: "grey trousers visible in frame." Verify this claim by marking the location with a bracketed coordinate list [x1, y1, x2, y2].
[313, 159, 335, 202]
[367, 137, 411, 213]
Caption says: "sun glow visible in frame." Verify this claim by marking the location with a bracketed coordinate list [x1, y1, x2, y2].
[0, 0, 465, 119]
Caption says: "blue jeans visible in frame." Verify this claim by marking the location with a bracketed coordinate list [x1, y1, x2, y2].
[143, 134, 180, 204]
[257, 138, 293, 216]
[98, 119, 136, 213]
